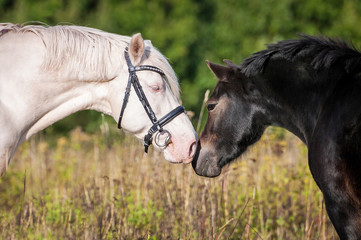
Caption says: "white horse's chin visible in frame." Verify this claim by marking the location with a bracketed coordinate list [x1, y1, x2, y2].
[163, 149, 183, 164]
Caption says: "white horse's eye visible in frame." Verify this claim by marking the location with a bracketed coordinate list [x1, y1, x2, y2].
[151, 85, 161, 92]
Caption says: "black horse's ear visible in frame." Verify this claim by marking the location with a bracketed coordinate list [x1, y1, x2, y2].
[223, 59, 240, 69]
[206, 60, 230, 82]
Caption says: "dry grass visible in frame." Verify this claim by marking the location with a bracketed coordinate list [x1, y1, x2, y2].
[0, 126, 339, 239]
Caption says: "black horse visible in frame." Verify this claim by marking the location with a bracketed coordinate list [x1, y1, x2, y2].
[192, 35, 361, 239]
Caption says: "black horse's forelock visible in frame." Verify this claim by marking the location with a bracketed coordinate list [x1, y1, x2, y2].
[240, 34, 361, 77]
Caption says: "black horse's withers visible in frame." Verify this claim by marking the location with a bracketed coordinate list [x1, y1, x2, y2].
[118, 48, 185, 153]
[193, 35, 361, 239]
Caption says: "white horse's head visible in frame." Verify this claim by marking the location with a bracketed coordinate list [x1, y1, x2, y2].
[0, 24, 197, 174]
[114, 33, 197, 163]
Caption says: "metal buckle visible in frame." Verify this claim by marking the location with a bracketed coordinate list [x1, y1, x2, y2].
[154, 129, 171, 149]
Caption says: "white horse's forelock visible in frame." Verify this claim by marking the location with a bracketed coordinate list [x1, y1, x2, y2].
[0, 23, 180, 100]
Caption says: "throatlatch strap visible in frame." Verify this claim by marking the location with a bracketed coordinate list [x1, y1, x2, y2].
[117, 74, 132, 129]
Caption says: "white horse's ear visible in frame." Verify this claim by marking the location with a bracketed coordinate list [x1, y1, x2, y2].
[129, 33, 145, 65]
[144, 40, 153, 47]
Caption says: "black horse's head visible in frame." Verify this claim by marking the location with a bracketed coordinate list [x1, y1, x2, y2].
[192, 60, 269, 177]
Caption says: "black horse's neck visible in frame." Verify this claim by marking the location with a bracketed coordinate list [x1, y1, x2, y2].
[255, 55, 342, 145]
[239, 35, 361, 145]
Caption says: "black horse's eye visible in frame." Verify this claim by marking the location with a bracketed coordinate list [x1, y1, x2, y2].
[207, 103, 217, 112]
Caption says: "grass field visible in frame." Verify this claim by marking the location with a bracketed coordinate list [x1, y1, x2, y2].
[0, 125, 339, 239]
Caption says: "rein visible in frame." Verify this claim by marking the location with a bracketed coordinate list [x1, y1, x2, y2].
[118, 48, 185, 153]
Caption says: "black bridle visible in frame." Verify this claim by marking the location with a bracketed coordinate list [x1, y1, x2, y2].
[118, 48, 185, 153]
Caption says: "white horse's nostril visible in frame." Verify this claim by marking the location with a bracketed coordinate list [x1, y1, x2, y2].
[180, 141, 197, 164]
[189, 141, 197, 159]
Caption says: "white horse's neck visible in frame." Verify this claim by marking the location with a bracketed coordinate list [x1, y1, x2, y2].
[0, 27, 128, 166]
[27, 57, 126, 142]
[25, 79, 117, 139]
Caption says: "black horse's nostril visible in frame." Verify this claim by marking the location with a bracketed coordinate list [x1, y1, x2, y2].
[192, 141, 201, 170]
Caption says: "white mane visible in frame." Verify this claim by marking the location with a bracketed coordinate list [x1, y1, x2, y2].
[0, 23, 180, 99]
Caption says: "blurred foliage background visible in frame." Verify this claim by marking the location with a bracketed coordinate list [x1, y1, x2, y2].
[2, 0, 361, 133]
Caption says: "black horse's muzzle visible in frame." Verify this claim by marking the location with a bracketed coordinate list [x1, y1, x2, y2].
[192, 141, 222, 177]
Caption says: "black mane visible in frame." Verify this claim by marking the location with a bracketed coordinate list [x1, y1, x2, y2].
[240, 35, 361, 77]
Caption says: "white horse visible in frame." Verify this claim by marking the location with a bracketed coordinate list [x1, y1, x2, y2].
[0, 23, 197, 174]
